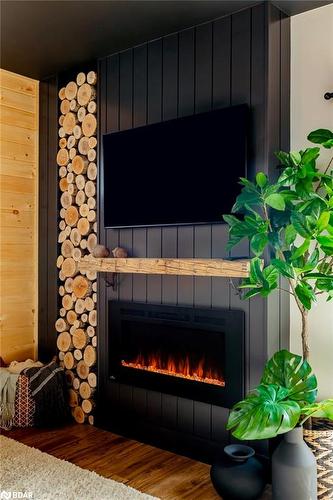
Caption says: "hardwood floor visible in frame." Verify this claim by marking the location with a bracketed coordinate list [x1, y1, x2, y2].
[3, 424, 220, 500]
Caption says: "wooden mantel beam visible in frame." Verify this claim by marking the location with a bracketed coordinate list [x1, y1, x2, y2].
[78, 257, 250, 278]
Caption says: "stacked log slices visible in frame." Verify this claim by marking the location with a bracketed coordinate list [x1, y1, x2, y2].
[56, 71, 97, 424]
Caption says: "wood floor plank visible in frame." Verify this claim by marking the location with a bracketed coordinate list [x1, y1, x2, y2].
[2, 424, 220, 499]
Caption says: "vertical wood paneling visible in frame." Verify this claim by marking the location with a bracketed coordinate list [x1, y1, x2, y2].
[132, 45, 148, 307]
[161, 227, 178, 304]
[280, 13, 290, 153]
[97, 58, 108, 392]
[162, 32, 178, 313]
[177, 227, 194, 307]
[248, 3, 268, 389]
[119, 49, 134, 305]
[146, 226, 162, 423]
[250, 4, 266, 178]
[106, 53, 120, 303]
[231, 9, 251, 105]
[211, 225, 229, 309]
[162, 34, 178, 121]
[193, 224, 212, 439]
[106, 54, 120, 133]
[119, 50, 133, 131]
[194, 225, 212, 308]
[230, 239, 250, 390]
[105, 53, 122, 410]
[212, 17, 231, 108]
[195, 24, 213, 113]
[0, 69, 39, 362]
[132, 228, 147, 302]
[133, 45, 147, 128]
[211, 406, 230, 443]
[266, 4, 281, 177]
[178, 29, 195, 117]
[46, 76, 58, 363]
[96, 5, 290, 456]
[147, 40, 162, 124]
[119, 229, 133, 301]
[146, 39, 163, 311]
[161, 225, 178, 428]
[192, 28, 213, 448]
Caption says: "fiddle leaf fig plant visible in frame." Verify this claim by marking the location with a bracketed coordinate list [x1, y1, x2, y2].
[224, 128, 333, 361]
[227, 350, 333, 440]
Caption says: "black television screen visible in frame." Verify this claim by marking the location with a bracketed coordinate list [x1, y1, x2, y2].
[103, 104, 248, 228]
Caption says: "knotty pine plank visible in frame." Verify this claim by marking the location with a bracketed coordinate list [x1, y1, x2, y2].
[0, 158, 36, 179]
[0, 105, 35, 130]
[0, 70, 37, 96]
[0, 87, 37, 114]
[0, 123, 36, 146]
[0, 139, 35, 163]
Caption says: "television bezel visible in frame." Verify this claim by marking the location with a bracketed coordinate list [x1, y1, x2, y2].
[101, 104, 249, 229]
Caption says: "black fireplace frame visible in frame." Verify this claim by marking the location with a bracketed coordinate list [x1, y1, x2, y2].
[108, 301, 245, 408]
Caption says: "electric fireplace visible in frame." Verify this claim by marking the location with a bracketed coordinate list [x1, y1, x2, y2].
[108, 302, 244, 407]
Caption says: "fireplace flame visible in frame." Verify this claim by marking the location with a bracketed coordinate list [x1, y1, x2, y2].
[121, 352, 225, 387]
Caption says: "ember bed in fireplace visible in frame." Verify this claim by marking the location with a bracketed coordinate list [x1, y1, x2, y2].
[109, 302, 244, 407]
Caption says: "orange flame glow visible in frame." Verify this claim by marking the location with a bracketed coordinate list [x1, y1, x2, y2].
[121, 352, 225, 387]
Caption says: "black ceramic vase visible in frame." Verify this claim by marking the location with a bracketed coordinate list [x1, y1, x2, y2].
[210, 444, 267, 500]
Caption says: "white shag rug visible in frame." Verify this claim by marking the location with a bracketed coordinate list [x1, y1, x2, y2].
[0, 436, 159, 500]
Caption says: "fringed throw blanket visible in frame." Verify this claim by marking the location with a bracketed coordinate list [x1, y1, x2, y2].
[0, 369, 19, 429]
[23, 361, 70, 427]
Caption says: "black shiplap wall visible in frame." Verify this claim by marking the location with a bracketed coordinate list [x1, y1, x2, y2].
[39, 76, 58, 361]
[95, 3, 290, 459]
[38, 1, 290, 461]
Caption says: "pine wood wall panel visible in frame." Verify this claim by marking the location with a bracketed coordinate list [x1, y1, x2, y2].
[0, 69, 38, 362]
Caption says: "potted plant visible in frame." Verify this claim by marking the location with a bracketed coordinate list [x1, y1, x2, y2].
[222, 128, 333, 498]
[225, 349, 333, 499]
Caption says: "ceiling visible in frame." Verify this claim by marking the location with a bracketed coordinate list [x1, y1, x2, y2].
[1, 0, 332, 80]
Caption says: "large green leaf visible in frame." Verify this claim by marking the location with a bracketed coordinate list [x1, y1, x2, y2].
[285, 224, 297, 246]
[250, 233, 268, 255]
[262, 265, 279, 288]
[278, 167, 297, 186]
[317, 235, 333, 248]
[271, 259, 295, 279]
[317, 211, 330, 232]
[261, 350, 318, 404]
[232, 186, 261, 213]
[265, 193, 285, 211]
[295, 282, 316, 310]
[291, 239, 310, 260]
[256, 172, 267, 188]
[301, 147, 320, 164]
[301, 399, 333, 422]
[308, 129, 333, 145]
[227, 384, 300, 440]
[291, 212, 313, 238]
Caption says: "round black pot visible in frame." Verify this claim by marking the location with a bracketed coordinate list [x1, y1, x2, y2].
[210, 444, 267, 500]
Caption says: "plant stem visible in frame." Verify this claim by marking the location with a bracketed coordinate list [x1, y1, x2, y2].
[278, 287, 296, 297]
[262, 201, 311, 361]
[301, 309, 310, 361]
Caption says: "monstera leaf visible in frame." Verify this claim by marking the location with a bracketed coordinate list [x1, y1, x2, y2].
[227, 385, 300, 440]
[301, 399, 333, 423]
[261, 350, 318, 404]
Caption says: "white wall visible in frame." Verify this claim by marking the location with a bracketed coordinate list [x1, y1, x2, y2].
[290, 4, 333, 399]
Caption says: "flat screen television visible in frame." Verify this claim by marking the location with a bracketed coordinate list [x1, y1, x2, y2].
[103, 104, 248, 228]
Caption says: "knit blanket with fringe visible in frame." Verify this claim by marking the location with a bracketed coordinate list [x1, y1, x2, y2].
[23, 361, 70, 427]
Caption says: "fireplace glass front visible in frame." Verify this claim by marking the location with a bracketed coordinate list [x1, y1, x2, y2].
[108, 301, 244, 407]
